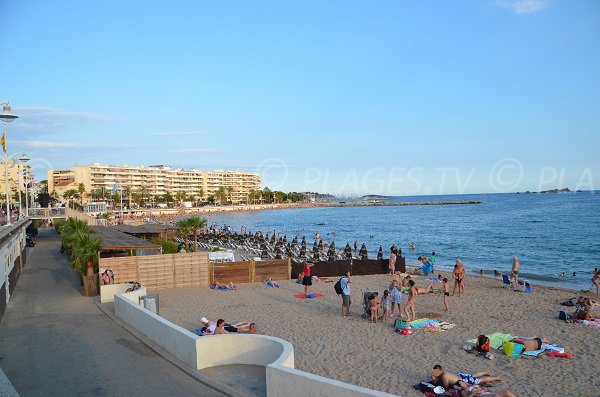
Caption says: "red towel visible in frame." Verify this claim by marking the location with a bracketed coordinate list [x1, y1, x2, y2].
[294, 293, 325, 299]
[547, 351, 572, 359]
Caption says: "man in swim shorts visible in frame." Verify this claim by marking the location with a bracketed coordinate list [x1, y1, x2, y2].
[511, 256, 520, 289]
[510, 337, 548, 351]
[431, 365, 502, 390]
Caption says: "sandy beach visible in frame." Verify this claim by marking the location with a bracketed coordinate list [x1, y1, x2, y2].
[159, 271, 600, 397]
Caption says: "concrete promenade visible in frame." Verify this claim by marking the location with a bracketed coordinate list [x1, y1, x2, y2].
[0, 228, 225, 397]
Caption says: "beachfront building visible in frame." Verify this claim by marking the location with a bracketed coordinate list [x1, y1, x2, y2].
[0, 161, 33, 204]
[47, 164, 261, 205]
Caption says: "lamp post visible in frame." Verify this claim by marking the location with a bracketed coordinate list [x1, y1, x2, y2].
[1, 103, 19, 225]
[19, 154, 30, 217]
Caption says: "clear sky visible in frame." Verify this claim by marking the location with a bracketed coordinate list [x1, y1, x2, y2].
[1, 0, 599, 195]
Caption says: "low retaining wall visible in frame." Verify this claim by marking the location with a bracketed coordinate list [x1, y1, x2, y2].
[111, 288, 400, 397]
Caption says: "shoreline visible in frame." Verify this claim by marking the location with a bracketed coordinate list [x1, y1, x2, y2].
[117, 199, 482, 218]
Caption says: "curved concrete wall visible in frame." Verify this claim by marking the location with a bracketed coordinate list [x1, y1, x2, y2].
[113, 289, 399, 397]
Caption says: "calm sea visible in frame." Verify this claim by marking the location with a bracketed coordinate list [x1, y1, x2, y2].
[199, 192, 600, 291]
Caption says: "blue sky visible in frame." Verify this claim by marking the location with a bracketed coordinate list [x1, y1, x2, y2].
[2, 0, 599, 195]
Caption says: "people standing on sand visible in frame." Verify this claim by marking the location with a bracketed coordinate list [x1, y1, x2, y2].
[354, 240, 359, 254]
[341, 271, 352, 317]
[389, 248, 397, 275]
[369, 292, 381, 323]
[511, 256, 520, 287]
[404, 280, 417, 321]
[389, 278, 403, 319]
[592, 270, 600, 294]
[430, 251, 436, 272]
[442, 278, 450, 311]
[453, 260, 466, 297]
[302, 262, 315, 295]
[381, 290, 390, 323]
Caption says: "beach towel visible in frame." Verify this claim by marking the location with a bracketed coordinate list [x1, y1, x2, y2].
[294, 293, 325, 299]
[468, 332, 515, 350]
[523, 343, 564, 357]
[574, 318, 600, 328]
[395, 318, 455, 333]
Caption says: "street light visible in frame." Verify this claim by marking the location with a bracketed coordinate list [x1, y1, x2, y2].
[19, 154, 30, 217]
[1, 102, 19, 225]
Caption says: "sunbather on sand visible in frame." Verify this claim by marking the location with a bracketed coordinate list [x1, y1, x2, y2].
[416, 283, 435, 294]
[431, 365, 502, 391]
[210, 281, 237, 290]
[200, 317, 256, 334]
[263, 278, 280, 287]
[510, 336, 549, 351]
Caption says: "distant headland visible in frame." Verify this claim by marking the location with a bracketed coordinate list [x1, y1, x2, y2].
[520, 188, 583, 194]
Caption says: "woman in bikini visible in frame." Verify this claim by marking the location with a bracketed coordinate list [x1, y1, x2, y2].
[404, 280, 417, 321]
[592, 270, 600, 294]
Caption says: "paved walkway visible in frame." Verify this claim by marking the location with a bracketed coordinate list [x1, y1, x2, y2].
[0, 229, 225, 397]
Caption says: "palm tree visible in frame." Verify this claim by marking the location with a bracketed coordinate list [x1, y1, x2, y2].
[197, 188, 204, 202]
[139, 185, 150, 207]
[59, 218, 90, 269]
[123, 186, 132, 207]
[216, 186, 226, 205]
[162, 192, 174, 206]
[226, 186, 234, 204]
[63, 189, 80, 208]
[175, 191, 187, 205]
[78, 183, 86, 205]
[176, 218, 192, 252]
[186, 216, 207, 252]
[71, 233, 102, 276]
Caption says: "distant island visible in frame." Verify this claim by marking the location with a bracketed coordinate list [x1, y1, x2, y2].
[520, 188, 576, 194]
[540, 188, 572, 194]
[360, 195, 391, 199]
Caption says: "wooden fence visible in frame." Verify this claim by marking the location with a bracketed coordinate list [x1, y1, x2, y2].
[99, 252, 210, 291]
[210, 258, 291, 284]
[99, 253, 290, 290]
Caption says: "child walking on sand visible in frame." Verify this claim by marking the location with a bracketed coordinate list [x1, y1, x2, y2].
[389, 278, 403, 319]
[443, 278, 449, 311]
[369, 292, 381, 323]
[381, 290, 391, 323]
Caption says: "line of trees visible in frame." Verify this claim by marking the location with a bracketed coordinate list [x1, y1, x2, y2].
[53, 184, 309, 208]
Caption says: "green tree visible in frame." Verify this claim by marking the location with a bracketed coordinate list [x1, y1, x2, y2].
[162, 192, 174, 205]
[175, 191, 187, 205]
[186, 216, 207, 252]
[262, 187, 273, 204]
[62, 189, 80, 208]
[78, 183, 86, 204]
[123, 186, 132, 207]
[71, 233, 102, 276]
[176, 218, 192, 251]
[216, 187, 227, 205]
[138, 185, 150, 206]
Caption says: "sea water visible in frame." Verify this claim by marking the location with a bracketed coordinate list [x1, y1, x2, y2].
[199, 192, 600, 291]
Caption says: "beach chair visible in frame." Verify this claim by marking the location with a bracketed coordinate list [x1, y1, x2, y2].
[501, 275, 524, 291]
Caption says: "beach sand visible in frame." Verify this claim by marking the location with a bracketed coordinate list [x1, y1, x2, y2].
[158, 272, 600, 396]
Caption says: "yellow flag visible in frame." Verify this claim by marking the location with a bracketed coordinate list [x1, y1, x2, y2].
[1, 132, 5, 153]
